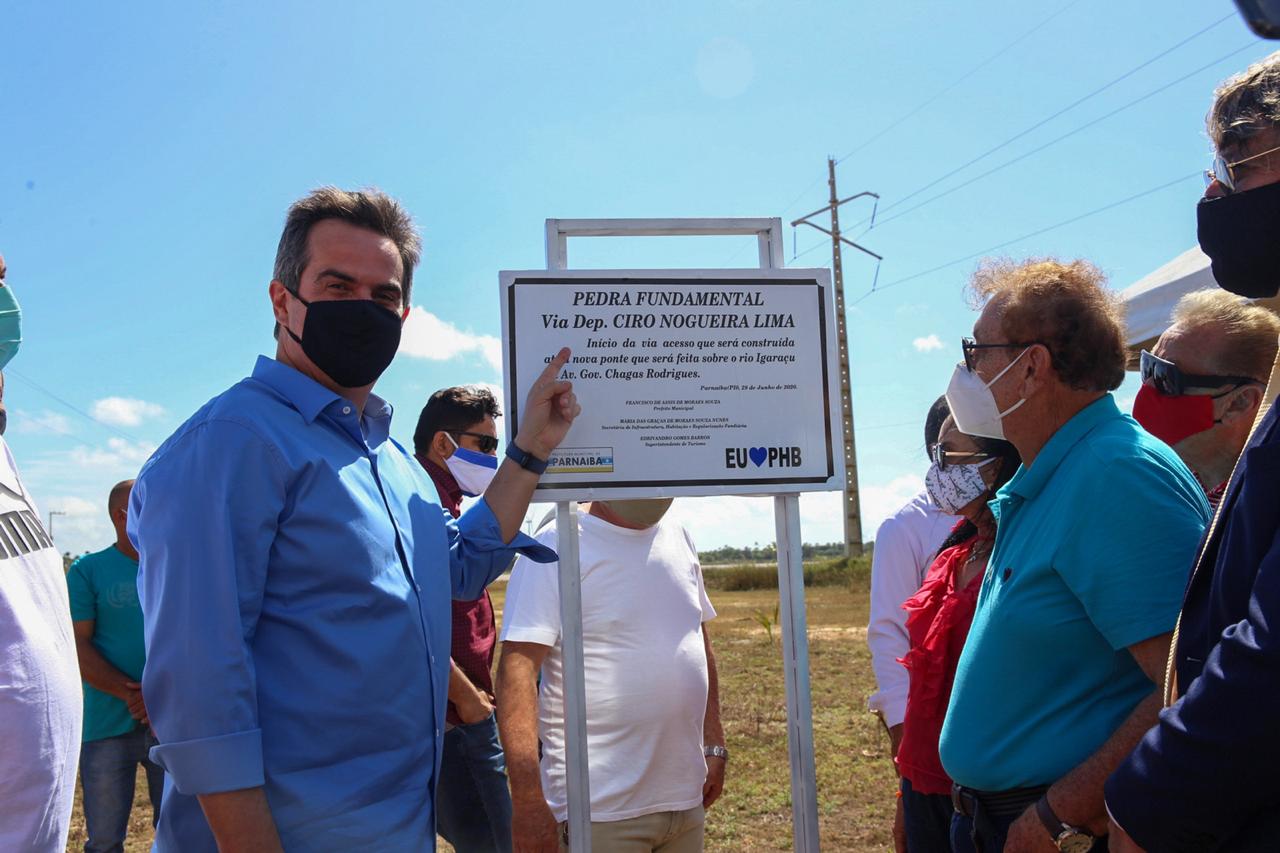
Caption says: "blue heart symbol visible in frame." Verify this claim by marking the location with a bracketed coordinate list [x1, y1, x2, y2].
[749, 447, 768, 467]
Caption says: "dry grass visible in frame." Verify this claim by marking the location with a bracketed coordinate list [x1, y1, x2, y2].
[68, 577, 893, 852]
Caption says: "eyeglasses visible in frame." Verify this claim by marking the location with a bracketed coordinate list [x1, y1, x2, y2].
[961, 337, 1047, 372]
[929, 442, 995, 471]
[1138, 350, 1258, 397]
[451, 431, 500, 454]
[1206, 141, 1280, 194]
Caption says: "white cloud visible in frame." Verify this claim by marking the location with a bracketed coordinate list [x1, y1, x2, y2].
[400, 306, 503, 373]
[13, 409, 73, 435]
[68, 437, 156, 470]
[91, 397, 165, 427]
[912, 334, 944, 353]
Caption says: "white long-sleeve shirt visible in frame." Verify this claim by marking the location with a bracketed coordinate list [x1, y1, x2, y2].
[866, 490, 960, 728]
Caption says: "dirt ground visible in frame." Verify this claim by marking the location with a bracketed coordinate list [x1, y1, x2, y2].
[66, 581, 895, 852]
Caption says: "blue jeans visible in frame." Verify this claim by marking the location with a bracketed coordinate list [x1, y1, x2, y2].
[79, 727, 164, 853]
[436, 713, 513, 853]
[901, 777, 953, 853]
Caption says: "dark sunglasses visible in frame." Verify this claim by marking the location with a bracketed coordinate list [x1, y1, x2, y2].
[929, 442, 995, 471]
[451, 431, 500, 454]
[961, 337, 1047, 372]
[1138, 350, 1258, 397]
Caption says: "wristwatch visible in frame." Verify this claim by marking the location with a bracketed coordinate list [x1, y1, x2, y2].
[704, 745, 729, 762]
[505, 440, 548, 475]
[1035, 795, 1094, 853]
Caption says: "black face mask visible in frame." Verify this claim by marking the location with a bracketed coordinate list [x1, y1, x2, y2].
[284, 290, 403, 388]
[1196, 180, 1280, 298]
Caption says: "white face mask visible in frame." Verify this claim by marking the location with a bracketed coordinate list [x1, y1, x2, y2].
[944, 347, 1031, 440]
[444, 433, 498, 497]
[925, 458, 997, 515]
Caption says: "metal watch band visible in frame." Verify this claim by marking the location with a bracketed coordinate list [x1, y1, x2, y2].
[704, 745, 729, 761]
[505, 440, 548, 475]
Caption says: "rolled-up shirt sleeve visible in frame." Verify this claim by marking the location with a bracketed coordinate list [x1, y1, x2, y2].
[448, 497, 557, 601]
[130, 419, 286, 796]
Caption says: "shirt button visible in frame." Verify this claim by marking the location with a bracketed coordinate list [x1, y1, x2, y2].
[415, 583, 422, 593]
[342, 406, 352, 415]
[430, 655, 436, 665]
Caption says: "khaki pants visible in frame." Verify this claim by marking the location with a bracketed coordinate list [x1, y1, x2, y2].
[559, 805, 705, 852]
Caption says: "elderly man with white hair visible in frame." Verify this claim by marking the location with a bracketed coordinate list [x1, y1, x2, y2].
[1132, 288, 1280, 508]
[1107, 50, 1280, 853]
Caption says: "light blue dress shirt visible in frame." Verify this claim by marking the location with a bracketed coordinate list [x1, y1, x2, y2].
[130, 356, 555, 852]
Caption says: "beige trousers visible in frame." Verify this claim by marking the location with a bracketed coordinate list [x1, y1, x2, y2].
[559, 805, 705, 852]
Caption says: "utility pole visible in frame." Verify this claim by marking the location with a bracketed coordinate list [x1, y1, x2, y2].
[47, 509, 66, 542]
[791, 157, 881, 558]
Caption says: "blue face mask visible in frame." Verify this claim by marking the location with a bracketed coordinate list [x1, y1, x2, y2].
[0, 283, 24, 372]
[444, 433, 499, 497]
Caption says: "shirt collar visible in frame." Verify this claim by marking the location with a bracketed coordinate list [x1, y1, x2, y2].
[1003, 394, 1121, 502]
[417, 453, 463, 513]
[251, 355, 394, 437]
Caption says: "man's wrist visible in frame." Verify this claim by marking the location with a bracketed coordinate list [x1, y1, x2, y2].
[511, 433, 553, 461]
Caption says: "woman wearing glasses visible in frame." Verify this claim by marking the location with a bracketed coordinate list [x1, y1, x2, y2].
[893, 416, 1019, 853]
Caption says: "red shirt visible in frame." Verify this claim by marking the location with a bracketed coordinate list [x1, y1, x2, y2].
[417, 453, 497, 727]
[896, 533, 984, 795]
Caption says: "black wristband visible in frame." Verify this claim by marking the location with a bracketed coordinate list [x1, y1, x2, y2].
[506, 440, 548, 475]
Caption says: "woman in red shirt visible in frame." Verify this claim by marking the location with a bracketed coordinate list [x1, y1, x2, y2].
[893, 416, 1020, 852]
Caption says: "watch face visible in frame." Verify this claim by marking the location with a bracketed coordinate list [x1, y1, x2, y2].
[1058, 833, 1094, 853]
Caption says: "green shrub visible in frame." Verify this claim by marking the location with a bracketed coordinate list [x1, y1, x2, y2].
[703, 551, 873, 592]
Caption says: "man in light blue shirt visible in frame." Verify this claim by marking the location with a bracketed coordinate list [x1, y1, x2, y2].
[936, 259, 1208, 853]
[130, 188, 580, 852]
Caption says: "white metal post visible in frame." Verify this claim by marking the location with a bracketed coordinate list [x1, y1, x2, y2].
[775, 494, 821, 852]
[542, 216, 820, 852]
[553, 500, 592, 850]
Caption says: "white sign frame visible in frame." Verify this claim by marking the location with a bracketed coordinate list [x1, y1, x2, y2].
[499, 268, 845, 501]
[510, 218, 826, 853]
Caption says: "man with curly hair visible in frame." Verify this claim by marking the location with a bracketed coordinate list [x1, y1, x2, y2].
[937, 259, 1209, 853]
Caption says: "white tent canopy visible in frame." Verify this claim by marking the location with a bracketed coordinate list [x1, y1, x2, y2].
[1119, 245, 1280, 355]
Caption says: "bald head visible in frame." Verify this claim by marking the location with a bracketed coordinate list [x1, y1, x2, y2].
[108, 480, 134, 516]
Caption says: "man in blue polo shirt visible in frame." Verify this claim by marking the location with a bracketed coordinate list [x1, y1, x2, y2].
[937, 259, 1209, 853]
[67, 479, 163, 852]
[131, 187, 579, 852]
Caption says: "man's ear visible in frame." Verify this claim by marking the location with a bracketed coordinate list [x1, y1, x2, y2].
[1020, 343, 1053, 396]
[1223, 384, 1264, 423]
[432, 429, 455, 460]
[269, 280, 292, 330]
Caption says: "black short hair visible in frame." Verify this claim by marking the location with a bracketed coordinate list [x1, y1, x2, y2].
[924, 395, 950, 459]
[413, 386, 502, 454]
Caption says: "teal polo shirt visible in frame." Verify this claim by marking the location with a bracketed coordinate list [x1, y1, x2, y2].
[938, 395, 1208, 791]
[66, 545, 146, 743]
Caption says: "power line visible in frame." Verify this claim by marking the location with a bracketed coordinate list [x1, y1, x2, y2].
[834, 0, 1088, 165]
[851, 169, 1201, 305]
[6, 369, 144, 444]
[726, 0, 1091, 268]
[860, 12, 1236, 225]
[868, 40, 1256, 230]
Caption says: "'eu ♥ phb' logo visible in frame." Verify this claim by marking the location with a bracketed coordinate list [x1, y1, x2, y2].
[725, 446, 803, 469]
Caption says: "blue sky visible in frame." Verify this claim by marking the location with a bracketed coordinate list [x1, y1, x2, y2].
[2, 0, 1273, 556]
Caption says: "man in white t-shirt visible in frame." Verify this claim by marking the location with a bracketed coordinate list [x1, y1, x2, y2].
[497, 498, 725, 853]
[0, 258, 83, 852]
